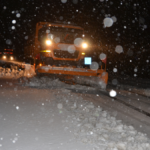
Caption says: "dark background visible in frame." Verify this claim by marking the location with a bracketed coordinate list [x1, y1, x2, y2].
[0, 0, 150, 77]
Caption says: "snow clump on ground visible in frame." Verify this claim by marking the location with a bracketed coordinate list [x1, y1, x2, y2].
[22, 76, 96, 91]
[0, 65, 35, 78]
[53, 90, 150, 150]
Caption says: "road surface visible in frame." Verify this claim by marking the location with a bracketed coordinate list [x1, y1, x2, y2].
[0, 77, 150, 150]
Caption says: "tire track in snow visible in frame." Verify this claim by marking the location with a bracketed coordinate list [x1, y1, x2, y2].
[98, 89, 150, 117]
[114, 97, 150, 117]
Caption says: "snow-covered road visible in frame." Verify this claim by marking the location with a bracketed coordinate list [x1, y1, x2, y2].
[0, 76, 150, 150]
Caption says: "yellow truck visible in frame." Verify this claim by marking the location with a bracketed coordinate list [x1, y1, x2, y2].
[24, 22, 108, 88]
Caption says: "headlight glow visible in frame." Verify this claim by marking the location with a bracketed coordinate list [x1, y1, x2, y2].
[10, 56, 14, 60]
[82, 43, 88, 49]
[46, 50, 51, 52]
[46, 40, 52, 45]
[3, 56, 6, 59]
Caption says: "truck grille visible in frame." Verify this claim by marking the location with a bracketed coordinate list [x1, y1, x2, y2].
[53, 49, 79, 59]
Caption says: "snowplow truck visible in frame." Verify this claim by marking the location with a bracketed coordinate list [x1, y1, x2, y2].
[24, 22, 108, 89]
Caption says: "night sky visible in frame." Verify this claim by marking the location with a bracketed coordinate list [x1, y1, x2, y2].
[0, 0, 150, 77]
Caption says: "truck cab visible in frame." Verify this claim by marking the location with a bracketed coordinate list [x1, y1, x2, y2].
[34, 22, 89, 67]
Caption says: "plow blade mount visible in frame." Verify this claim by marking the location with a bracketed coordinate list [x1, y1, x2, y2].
[36, 66, 108, 89]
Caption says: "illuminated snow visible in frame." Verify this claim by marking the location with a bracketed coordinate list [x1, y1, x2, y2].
[115, 45, 123, 54]
[6, 39, 12, 45]
[57, 103, 63, 109]
[61, 0, 67, 3]
[0, 64, 35, 78]
[16, 13, 21, 18]
[113, 68, 117, 72]
[12, 20, 16, 24]
[24, 36, 28, 40]
[0, 76, 150, 149]
[143, 25, 147, 29]
[72, 0, 78, 4]
[1, 66, 150, 150]
[134, 68, 138, 72]
[59, 16, 63, 20]
[99, 53, 106, 60]
[74, 38, 83, 47]
[54, 37, 60, 43]
[90, 62, 99, 70]
[11, 26, 15, 30]
[68, 45, 76, 53]
[112, 79, 118, 85]
[109, 89, 117, 97]
[103, 17, 113, 27]
[46, 30, 50, 33]
[16, 106, 19, 110]
[111, 16, 117, 22]
[58, 44, 68, 51]
[117, 33, 121, 36]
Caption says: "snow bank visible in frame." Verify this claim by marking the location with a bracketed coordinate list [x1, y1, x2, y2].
[0, 64, 35, 78]
[51, 90, 150, 150]
[19, 77, 150, 150]
[75, 75, 107, 89]
[23, 64, 35, 77]
[21, 76, 96, 91]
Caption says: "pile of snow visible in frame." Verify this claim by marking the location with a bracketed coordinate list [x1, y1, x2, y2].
[1, 71, 150, 149]
[75, 75, 107, 89]
[23, 64, 35, 77]
[50, 90, 150, 150]
[0, 66, 24, 77]
[19, 76, 150, 149]
[21, 76, 96, 91]
[0, 65, 35, 78]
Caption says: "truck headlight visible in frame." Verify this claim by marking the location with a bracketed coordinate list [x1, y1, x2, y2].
[10, 56, 14, 60]
[46, 40, 52, 45]
[3, 56, 6, 59]
[82, 43, 88, 49]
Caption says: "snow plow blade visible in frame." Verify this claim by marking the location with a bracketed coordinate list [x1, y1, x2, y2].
[36, 66, 108, 89]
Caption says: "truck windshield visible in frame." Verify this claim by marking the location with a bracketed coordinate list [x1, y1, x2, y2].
[38, 26, 83, 44]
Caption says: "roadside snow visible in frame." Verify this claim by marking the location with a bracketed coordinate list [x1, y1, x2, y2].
[0, 65, 35, 78]
[22, 76, 96, 91]
[51, 90, 150, 150]
[20, 77, 150, 150]
[0, 81, 150, 150]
